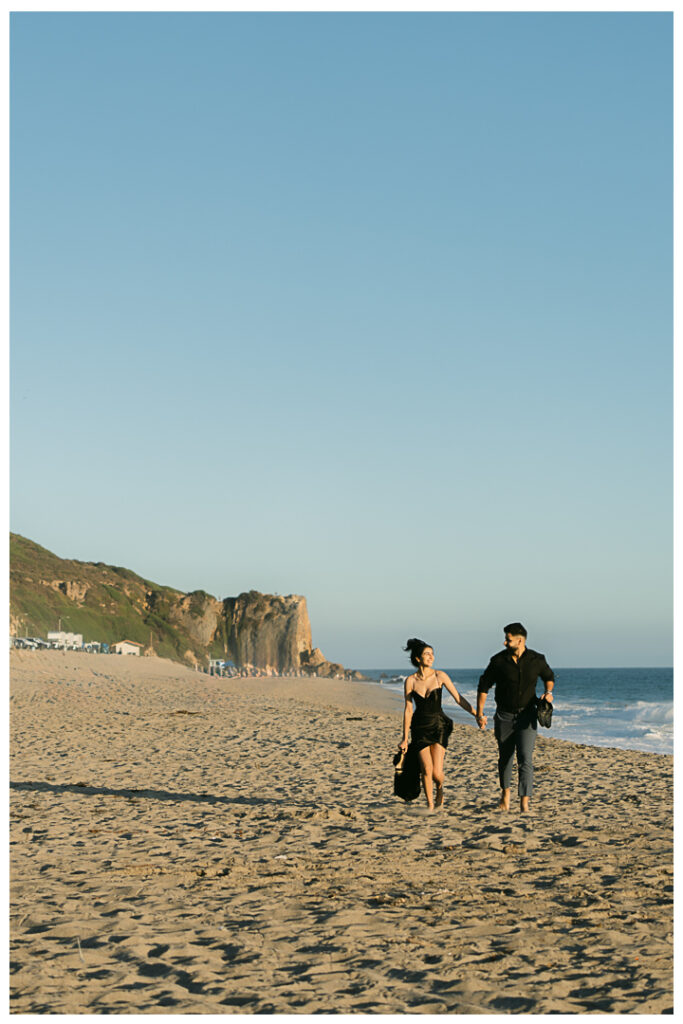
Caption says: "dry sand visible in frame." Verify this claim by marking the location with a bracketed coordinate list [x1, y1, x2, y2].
[10, 651, 672, 1014]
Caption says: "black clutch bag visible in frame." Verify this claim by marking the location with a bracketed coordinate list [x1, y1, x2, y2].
[393, 746, 421, 801]
[536, 697, 553, 729]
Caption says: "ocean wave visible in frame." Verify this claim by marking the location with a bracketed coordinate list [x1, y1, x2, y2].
[550, 699, 672, 755]
[631, 700, 673, 725]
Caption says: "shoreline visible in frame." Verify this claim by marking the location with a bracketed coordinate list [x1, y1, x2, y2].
[13, 649, 672, 757]
[10, 652, 672, 1013]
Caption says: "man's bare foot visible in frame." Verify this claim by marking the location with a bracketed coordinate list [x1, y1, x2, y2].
[498, 788, 511, 811]
[435, 785, 444, 809]
[520, 797, 530, 813]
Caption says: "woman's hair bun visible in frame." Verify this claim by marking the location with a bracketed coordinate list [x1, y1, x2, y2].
[403, 637, 431, 667]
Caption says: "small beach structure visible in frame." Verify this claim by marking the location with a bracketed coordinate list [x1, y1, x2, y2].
[112, 640, 142, 656]
[47, 631, 83, 649]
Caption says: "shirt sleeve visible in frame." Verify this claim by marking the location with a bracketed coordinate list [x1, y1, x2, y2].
[478, 659, 497, 693]
[538, 656, 555, 683]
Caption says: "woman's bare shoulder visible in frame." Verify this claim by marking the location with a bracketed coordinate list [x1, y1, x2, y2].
[405, 672, 416, 690]
[435, 669, 451, 684]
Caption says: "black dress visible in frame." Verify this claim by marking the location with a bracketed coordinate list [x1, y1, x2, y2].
[411, 686, 453, 750]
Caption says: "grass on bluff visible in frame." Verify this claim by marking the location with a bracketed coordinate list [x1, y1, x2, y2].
[10, 533, 220, 664]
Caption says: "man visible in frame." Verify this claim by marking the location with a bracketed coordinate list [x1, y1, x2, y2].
[476, 622, 554, 813]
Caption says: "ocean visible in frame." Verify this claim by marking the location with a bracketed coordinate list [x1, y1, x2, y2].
[359, 667, 673, 756]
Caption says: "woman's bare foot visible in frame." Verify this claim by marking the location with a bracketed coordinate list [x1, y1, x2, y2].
[435, 784, 444, 809]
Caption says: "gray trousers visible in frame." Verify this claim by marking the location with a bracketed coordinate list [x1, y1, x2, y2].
[494, 705, 537, 798]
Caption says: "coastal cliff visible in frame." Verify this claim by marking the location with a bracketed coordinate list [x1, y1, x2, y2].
[223, 591, 312, 674]
[9, 534, 359, 678]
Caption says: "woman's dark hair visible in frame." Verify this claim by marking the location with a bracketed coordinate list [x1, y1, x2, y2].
[404, 638, 432, 668]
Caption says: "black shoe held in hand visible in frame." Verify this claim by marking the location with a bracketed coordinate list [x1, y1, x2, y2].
[536, 697, 553, 729]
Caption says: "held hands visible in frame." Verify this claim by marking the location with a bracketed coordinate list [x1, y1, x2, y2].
[399, 739, 408, 752]
[475, 713, 487, 731]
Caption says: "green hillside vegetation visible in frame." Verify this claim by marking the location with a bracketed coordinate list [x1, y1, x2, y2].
[9, 534, 229, 664]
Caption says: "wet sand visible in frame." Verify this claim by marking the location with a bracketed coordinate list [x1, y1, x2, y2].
[10, 651, 672, 1013]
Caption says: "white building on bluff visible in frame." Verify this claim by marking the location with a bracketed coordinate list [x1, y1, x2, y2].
[47, 631, 83, 648]
[112, 640, 143, 656]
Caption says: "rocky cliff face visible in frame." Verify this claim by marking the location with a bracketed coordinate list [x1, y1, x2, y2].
[9, 534, 358, 678]
[223, 591, 312, 673]
[167, 592, 223, 649]
[300, 646, 347, 679]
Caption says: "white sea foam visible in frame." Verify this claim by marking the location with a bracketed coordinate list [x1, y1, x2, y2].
[539, 699, 672, 755]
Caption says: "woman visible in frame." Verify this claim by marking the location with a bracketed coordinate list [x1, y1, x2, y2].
[399, 638, 485, 811]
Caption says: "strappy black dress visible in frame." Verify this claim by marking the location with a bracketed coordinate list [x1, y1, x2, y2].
[411, 686, 454, 750]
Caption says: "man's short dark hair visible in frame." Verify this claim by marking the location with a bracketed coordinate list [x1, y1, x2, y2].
[504, 622, 527, 638]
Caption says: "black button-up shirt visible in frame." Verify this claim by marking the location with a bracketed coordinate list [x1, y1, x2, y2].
[478, 648, 555, 712]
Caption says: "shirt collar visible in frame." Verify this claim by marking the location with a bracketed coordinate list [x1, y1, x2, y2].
[505, 646, 529, 661]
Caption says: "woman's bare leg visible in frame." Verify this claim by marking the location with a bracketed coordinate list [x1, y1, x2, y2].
[418, 747, 435, 809]
[430, 744, 446, 808]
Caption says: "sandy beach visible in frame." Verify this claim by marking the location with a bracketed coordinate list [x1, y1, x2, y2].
[10, 651, 672, 1014]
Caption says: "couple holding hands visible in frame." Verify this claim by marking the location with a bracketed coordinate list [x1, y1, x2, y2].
[399, 623, 555, 813]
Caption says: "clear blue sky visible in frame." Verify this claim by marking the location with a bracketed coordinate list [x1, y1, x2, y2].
[10, 12, 672, 668]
